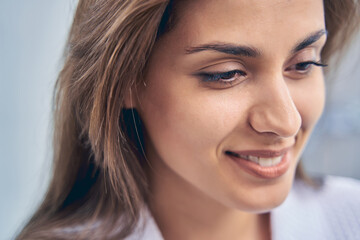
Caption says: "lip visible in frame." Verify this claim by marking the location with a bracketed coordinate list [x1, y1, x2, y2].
[228, 147, 292, 158]
[225, 147, 292, 179]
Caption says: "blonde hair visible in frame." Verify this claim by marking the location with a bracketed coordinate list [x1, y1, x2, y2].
[17, 0, 360, 239]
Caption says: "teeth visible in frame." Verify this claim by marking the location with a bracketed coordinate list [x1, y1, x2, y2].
[248, 155, 259, 163]
[227, 152, 283, 167]
[272, 156, 283, 165]
[242, 154, 282, 167]
[258, 156, 282, 167]
[259, 158, 273, 167]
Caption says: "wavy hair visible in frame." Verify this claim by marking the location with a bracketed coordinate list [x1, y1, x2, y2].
[17, 0, 360, 239]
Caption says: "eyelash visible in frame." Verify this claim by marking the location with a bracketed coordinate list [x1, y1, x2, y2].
[198, 61, 327, 85]
[198, 70, 247, 84]
[286, 61, 327, 72]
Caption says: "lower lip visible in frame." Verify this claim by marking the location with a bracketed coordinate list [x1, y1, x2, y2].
[227, 152, 291, 179]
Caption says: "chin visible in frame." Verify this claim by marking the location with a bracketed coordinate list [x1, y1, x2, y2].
[231, 167, 297, 213]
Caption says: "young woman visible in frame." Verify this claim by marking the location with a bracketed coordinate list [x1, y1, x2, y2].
[17, 0, 360, 239]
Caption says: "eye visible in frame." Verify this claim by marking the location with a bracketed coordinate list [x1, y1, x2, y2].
[197, 70, 247, 87]
[286, 61, 327, 74]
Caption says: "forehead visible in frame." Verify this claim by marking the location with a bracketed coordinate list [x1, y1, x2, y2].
[164, 0, 325, 53]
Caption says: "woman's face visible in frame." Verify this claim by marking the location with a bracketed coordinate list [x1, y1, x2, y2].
[136, 0, 326, 212]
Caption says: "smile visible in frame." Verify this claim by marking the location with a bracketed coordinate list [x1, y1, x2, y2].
[225, 147, 293, 179]
[226, 151, 283, 167]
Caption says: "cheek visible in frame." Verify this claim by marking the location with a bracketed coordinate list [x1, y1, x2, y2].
[138, 76, 246, 165]
[291, 74, 325, 129]
[140, 89, 229, 152]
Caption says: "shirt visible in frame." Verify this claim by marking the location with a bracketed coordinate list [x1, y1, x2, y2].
[125, 176, 360, 240]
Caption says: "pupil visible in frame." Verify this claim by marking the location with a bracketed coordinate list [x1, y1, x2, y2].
[296, 62, 310, 71]
[222, 72, 235, 79]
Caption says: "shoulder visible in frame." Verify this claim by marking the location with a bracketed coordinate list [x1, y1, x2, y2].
[290, 175, 360, 206]
[271, 176, 360, 240]
[124, 207, 164, 240]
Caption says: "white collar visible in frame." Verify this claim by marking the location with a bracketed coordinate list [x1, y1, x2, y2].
[125, 177, 360, 240]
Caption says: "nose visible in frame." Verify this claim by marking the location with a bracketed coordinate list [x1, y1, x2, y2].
[248, 75, 302, 138]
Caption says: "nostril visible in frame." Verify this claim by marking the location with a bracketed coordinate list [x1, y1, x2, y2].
[248, 103, 302, 138]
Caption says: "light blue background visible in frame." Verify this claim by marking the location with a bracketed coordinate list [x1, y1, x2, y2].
[1, 1, 359, 239]
[0, 1, 77, 239]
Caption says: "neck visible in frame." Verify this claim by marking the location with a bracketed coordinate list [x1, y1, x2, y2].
[147, 156, 271, 240]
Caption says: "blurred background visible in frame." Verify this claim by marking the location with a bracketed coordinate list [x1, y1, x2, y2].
[0, 1, 359, 239]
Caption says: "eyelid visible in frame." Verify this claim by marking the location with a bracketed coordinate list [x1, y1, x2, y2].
[286, 47, 319, 66]
[197, 69, 246, 81]
[194, 70, 247, 90]
[283, 60, 327, 80]
[196, 59, 247, 71]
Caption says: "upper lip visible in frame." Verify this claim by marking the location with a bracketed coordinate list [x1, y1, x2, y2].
[226, 146, 293, 158]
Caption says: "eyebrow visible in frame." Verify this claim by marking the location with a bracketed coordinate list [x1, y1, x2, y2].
[185, 44, 260, 57]
[185, 29, 327, 57]
[292, 29, 327, 53]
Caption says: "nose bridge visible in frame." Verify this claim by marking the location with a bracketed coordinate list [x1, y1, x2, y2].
[249, 74, 302, 138]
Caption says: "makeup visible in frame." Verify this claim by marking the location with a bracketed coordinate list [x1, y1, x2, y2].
[225, 149, 291, 179]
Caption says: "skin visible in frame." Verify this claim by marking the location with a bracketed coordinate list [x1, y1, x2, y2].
[131, 0, 327, 239]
